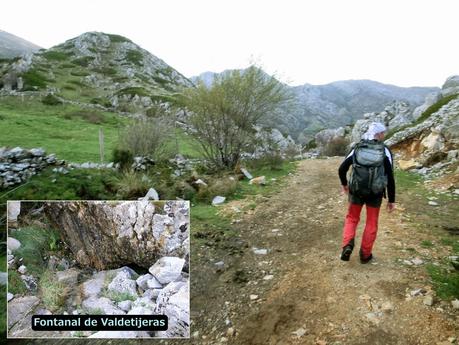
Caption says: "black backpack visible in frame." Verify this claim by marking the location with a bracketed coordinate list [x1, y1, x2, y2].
[349, 140, 388, 197]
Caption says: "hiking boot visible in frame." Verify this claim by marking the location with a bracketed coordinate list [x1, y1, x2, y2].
[340, 245, 353, 261]
[360, 253, 373, 264]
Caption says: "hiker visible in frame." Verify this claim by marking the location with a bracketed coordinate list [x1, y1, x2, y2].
[338, 122, 395, 263]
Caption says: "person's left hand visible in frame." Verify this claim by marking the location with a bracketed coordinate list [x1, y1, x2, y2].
[387, 202, 395, 213]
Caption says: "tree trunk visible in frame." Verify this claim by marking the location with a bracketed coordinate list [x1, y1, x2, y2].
[44, 201, 189, 270]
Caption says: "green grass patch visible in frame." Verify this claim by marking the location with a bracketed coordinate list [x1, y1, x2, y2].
[415, 94, 459, 125]
[9, 226, 61, 276]
[100, 289, 137, 303]
[0, 97, 127, 163]
[0, 168, 118, 201]
[421, 240, 434, 248]
[426, 264, 459, 299]
[93, 66, 117, 76]
[8, 270, 28, 295]
[39, 270, 69, 312]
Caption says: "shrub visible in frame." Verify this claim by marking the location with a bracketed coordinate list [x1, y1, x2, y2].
[8, 270, 28, 295]
[71, 56, 95, 67]
[70, 70, 90, 77]
[118, 118, 172, 159]
[126, 50, 143, 66]
[112, 148, 134, 171]
[116, 87, 150, 97]
[321, 137, 350, 156]
[42, 94, 62, 106]
[90, 97, 112, 108]
[42, 51, 70, 61]
[107, 34, 131, 43]
[21, 69, 48, 89]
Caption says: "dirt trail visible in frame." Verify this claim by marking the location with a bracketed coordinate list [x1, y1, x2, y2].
[15, 158, 458, 345]
[192, 158, 458, 345]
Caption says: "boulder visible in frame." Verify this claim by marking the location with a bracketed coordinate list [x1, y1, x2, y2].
[17, 265, 27, 274]
[8, 296, 40, 329]
[0, 272, 7, 286]
[155, 281, 189, 337]
[249, 176, 266, 185]
[7, 201, 21, 223]
[82, 297, 125, 315]
[7, 237, 21, 252]
[212, 196, 226, 206]
[140, 187, 159, 201]
[398, 159, 419, 171]
[56, 268, 80, 286]
[149, 257, 185, 284]
[7, 292, 14, 302]
[82, 271, 106, 298]
[136, 274, 154, 290]
[107, 271, 138, 297]
[117, 300, 132, 312]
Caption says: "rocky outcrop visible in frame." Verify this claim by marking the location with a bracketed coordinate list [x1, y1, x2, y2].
[385, 77, 459, 174]
[0, 147, 61, 188]
[44, 200, 190, 270]
[351, 101, 414, 144]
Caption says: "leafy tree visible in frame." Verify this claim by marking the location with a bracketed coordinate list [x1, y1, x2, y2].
[183, 66, 292, 169]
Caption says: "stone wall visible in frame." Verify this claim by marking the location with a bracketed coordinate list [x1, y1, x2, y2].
[0, 147, 62, 188]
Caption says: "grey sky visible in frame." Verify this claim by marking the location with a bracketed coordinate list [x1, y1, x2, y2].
[2, 0, 458, 87]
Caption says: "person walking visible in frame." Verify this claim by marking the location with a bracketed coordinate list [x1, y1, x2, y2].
[338, 122, 396, 263]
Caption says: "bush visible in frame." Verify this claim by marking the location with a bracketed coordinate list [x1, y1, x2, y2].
[70, 70, 90, 77]
[118, 118, 172, 159]
[116, 87, 150, 97]
[21, 69, 48, 89]
[42, 94, 62, 106]
[112, 148, 134, 171]
[71, 56, 95, 67]
[126, 50, 143, 66]
[321, 137, 350, 156]
[42, 51, 70, 61]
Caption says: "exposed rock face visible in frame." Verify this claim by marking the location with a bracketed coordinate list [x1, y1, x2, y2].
[386, 83, 459, 172]
[351, 101, 414, 144]
[8, 296, 40, 329]
[148, 257, 185, 284]
[0, 147, 60, 188]
[44, 200, 190, 270]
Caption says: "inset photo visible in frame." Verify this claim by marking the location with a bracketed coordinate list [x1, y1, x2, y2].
[7, 200, 190, 339]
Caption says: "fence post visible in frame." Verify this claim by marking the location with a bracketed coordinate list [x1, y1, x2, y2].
[99, 128, 104, 163]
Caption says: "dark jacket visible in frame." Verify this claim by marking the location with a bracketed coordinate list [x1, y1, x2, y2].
[338, 142, 395, 203]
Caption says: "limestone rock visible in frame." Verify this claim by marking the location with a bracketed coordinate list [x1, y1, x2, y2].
[7, 201, 21, 223]
[117, 300, 132, 312]
[149, 257, 185, 284]
[249, 176, 266, 185]
[7, 237, 21, 252]
[398, 159, 419, 171]
[212, 196, 226, 206]
[8, 296, 40, 329]
[136, 273, 154, 290]
[82, 297, 125, 315]
[155, 281, 189, 337]
[108, 271, 138, 297]
[56, 268, 80, 285]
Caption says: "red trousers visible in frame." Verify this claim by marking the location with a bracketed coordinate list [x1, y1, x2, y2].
[341, 203, 381, 257]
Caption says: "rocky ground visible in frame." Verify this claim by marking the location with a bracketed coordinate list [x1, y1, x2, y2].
[8, 158, 459, 344]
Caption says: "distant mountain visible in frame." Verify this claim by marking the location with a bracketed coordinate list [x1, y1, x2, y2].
[0, 31, 193, 111]
[192, 71, 439, 142]
[0, 30, 41, 58]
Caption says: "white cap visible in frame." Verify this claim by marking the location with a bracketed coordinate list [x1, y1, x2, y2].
[362, 122, 386, 140]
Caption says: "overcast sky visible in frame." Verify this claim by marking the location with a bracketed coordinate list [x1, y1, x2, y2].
[2, 0, 458, 87]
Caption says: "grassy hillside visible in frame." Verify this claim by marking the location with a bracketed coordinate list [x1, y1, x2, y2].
[0, 96, 200, 162]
